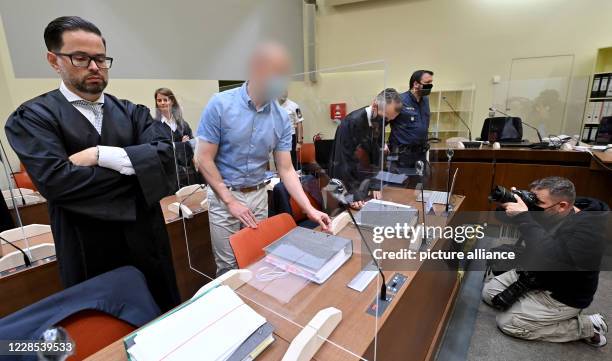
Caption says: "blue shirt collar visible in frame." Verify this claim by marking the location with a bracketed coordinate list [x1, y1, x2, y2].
[240, 81, 271, 113]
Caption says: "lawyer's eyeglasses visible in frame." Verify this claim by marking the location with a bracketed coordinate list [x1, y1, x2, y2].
[53, 52, 113, 69]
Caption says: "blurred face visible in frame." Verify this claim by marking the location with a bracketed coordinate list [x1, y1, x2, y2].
[278, 90, 288, 104]
[531, 188, 572, 216]
[250, 44, 291, 101]
[383, 101, 401, 121]
[47, 30, 108, 96]
[156, 94, 173, 113]
[375, 101, 401, 122]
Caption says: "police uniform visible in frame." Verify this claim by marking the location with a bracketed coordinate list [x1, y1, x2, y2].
[388, 91, 430, 168]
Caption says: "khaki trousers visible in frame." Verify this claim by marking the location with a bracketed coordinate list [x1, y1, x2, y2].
[482, 269, 594, 342]
[207, 187, 268, 275]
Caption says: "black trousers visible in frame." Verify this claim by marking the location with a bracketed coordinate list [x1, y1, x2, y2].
[290, 134, 298, 169]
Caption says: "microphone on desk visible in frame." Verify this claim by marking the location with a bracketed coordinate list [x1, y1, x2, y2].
[0, 235, 32, 267]
[489, 107, 544, 144]
[443, 97, 472, 141]
[415, 161, 429, 249]
[0, 136, 32, 264]
[327, 178, 388, 301]
[177, 185, 206, 219]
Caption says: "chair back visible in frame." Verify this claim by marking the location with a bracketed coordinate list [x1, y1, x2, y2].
[229, 213, 297, 268]
[298, 143, 316, 164]
[58, 310, 136, 360]
[289, 192, 320, 223]
[12, 163, 37, 191]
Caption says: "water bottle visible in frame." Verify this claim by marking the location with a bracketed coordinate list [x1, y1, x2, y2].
[37, 327, 74, 361]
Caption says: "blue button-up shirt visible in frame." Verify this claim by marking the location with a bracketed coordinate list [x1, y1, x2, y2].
[197, 82, 292, 187]
[388, 91, 430, 146]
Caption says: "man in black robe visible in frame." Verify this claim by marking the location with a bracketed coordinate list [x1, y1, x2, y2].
[328, 88, 402, 209]
[4, 16, 179, 311]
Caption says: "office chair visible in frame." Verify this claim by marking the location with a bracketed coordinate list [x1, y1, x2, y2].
[58, 310, 136, 360]
[0, 266, 159, 361]
[314, 139, 334, 170]
[229, 213, 297, 268]
[12, 163, 37, 191]
[479, 116, 523, 142]
[298, 143, 316, 164]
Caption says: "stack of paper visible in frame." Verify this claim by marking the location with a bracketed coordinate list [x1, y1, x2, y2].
[126, 285, 272, 361]
[374, 170, 408, 184]
[264, 227, 353, 284]
[354, 199, 418, 229]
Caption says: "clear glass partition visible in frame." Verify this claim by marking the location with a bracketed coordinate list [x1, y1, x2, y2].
[490, 55, 590, 142]
[172, 62, 391, 360]
[0, 135, 53, 275]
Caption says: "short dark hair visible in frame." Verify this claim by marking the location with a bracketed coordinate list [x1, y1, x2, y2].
[529, 176, 576, 204]
[44, 16, 105, 52]
[375, 88, 402, 112]
[409, 70, 434, 89]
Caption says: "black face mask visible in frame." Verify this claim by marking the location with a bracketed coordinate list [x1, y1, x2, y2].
[419, 83, 433, 97]
[531, 203, 572, 229]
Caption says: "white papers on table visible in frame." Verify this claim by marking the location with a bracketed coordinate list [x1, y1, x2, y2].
[366, 199, 412, 209]
[127, 285, 266, 361]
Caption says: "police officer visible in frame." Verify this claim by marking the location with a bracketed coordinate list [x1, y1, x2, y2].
[278, 91, 304, 169]
[389, 70, 434, 170]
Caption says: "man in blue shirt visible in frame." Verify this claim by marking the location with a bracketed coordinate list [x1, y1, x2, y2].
[196, 42, 331, 274]
[388, 70, 434, 168]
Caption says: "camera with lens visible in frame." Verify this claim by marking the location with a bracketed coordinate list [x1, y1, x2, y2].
[491, 271, 542, 310]
[489, 185, 540, 210]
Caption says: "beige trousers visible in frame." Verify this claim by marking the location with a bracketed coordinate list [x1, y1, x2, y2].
[207, 187, 268, 275]
[482, 269, 594, 342]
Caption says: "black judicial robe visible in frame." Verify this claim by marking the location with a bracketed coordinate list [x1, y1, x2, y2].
[160, 121, 201, 188]
[5, 90, 180, 311]
[328, 107, 383, 201]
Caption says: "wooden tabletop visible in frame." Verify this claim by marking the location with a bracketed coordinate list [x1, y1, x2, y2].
[159, 191, 208, 223]
[0, 232, 53, 259]
[88, 188, 464, 361]
[594, 151, 612, 164]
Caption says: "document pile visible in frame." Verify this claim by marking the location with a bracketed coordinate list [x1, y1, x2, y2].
[125, 285, 274, 361]
[373, 170, 408, 184]
[264, 227, 353, 284]
[354, 199, 418, 229]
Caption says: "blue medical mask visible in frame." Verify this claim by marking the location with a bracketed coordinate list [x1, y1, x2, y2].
[265, 76, 289, 102]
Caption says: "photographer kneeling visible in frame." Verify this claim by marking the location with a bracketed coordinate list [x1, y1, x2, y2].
[482, 177, 609, 347]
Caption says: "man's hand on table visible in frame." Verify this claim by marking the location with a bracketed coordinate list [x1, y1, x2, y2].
[306, 207, 331, 232]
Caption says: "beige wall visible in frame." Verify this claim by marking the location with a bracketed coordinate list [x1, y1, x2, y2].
[314, 0, 612, 135]
[0, 15, 219, 175]
[2, 0, 612, 173]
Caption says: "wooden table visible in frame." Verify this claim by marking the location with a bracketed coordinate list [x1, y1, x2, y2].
[0, 192, 216, 317]
[428, 146, 612, 211]
[8, 199, 50, 226]
[88, 188, 465, 361]
[0, 232, 62, 318]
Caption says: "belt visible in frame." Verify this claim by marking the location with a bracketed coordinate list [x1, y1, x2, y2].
[227, 180, 270, 193]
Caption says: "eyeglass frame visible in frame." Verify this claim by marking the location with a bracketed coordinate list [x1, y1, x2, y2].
[52, 52, 114, 69]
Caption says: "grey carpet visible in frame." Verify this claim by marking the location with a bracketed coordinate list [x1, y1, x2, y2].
[466, 271, 612, 361]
